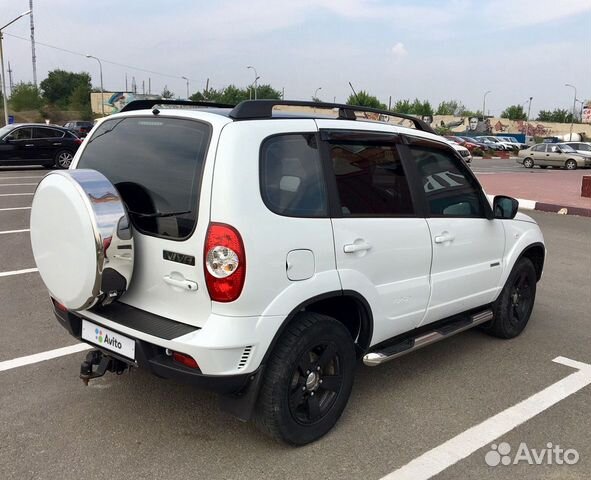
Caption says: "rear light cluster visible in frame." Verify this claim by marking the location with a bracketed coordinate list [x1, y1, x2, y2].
[172, 351, 199, 369]
[204, 223, 246, 302]
[51, 297, 68, 312]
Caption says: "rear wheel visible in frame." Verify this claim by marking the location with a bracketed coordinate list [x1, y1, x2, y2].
[523, 158, 534, 168]
[565, 159, 577, 170]
[482, 258, 537, 339]
[255, 312, 356, 445]
[54, 150, 74, 169]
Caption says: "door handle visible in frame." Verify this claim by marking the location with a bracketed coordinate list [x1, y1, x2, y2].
[344, 242, 372, 253]
[52, 143, 62, 146]
[25, 144, 35, 147]
[434, 233, 455, 244]
[163, 275, 198, 291]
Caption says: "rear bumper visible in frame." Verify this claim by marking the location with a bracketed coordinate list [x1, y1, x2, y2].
[53, 306, 257, 395]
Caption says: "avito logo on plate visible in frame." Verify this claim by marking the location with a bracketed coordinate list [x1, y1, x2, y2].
[485, 441, 580, 467]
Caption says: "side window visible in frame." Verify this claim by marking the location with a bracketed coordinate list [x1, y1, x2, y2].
[549, 145, 559, 153]
[260, 134, 328, 217]
[328, 141, 414, 216]
[532, 145, 544, 152]
[408, 145, 486, 217]
[34, 128, 64, 139]
[579, 144, 590, 151]
[8, 128, 32, 140]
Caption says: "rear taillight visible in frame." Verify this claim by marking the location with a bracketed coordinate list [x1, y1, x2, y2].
[74, 138, 83, 145]
[51, 297, 68, 312]
[172, 352, 199, 369]
[204, 223, 246, 302]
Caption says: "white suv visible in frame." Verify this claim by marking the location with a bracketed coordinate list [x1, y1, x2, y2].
[30, 100, 545, 445]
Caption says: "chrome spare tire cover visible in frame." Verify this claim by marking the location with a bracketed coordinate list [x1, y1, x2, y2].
[30, 169, 134, 311]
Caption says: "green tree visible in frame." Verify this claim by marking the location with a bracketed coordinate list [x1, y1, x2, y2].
[253, 84, 282, 100]
[68, 84, 92, 119]
[346, 91, 386, 109]
[8, 82, 44, 111]
[410, 98, 433, 116]
[40, 70, 91, 108]
[393, 99, 413, 113]
[161, 86, 175, 99]
[536, 108, 573, 123]
[501, 104, 527, 120]
[435, 100, 465, 116]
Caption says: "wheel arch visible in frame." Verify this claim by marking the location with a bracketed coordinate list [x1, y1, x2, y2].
[516, 242, 545, 281]
[261, 290, 374, 363]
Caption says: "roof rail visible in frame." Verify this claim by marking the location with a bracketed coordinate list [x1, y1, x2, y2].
[229, 100, 435, 133]
[120, 99, 235, 112]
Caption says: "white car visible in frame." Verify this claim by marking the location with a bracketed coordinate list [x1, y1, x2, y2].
[477, 136, 518, 152]
[30, 99, 545, 445]
[447, 140, 473, 164]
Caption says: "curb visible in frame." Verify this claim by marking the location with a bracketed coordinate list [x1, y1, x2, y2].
[486, 195, 591, 217]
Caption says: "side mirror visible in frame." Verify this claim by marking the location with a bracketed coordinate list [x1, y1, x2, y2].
[493, 195, 519, 219]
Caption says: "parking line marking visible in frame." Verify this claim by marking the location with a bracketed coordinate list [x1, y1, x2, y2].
[0, 193, 34, 196]
[0, 207, 31, 211]
[381, 356, 591, 480]
[0, 229, 30, 235]
[0, 268, 38, 277]
[0, 176, 44, 180]
[0, 343, 92, 373]
[0, 183, 38, 186]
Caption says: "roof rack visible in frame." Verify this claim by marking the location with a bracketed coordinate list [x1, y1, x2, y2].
[229, 100, 435, 134]
[120, 99, 235, 112]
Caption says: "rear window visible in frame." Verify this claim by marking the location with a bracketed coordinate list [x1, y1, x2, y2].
[78, 116, 211, 239]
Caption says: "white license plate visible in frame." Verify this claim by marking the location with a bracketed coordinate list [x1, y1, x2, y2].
[81, 319, 135, 360]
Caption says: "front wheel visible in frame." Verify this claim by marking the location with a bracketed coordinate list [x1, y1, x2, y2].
[565, 159, 577, 170]
[523, 158, 534, 168]
[255, 312, 356, 445]
[482, 258, 537, 339]
[54, 150, 74, 169]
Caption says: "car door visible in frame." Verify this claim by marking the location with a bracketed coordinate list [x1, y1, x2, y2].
[33, 127, 66, 161]
[3, 127, 34, 162]
[545, 144, 563, 166]
[320, 129, 432, 344]
[403, 137, 505, 325]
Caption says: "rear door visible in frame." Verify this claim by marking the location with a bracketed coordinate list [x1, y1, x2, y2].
[76, 115, 220, 327]
[403, 137, 505, 325]
[32, 127, 65, 161]
[321, 129, 432, 344]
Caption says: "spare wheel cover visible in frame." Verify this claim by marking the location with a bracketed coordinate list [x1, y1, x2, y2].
[30, 169, 134, 311]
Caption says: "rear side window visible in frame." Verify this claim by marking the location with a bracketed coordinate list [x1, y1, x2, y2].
[408, 145, 486, 217]
[260, 134, 328, 217]
[328, 141, 414, 216]
[78, 117, 211, 239]
[33, 128, 64, 138]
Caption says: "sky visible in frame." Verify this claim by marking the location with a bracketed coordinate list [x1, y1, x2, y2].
[1, 0, 590, 117]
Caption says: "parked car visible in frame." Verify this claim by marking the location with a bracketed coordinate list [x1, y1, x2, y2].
[64, 120, 94, 138]
[470, 137, 504, 151]
[457, 136, 496, 153]
[29, 99, 545, 445]
[517, 143, 591, 170]
[446, 139, 472, 163]
[562, 142, 591, 157]
[477, 136, 518, 152]
[445, 135, 479, 153]
[498, 136, 528, 149]
[0, 123, 82, 168]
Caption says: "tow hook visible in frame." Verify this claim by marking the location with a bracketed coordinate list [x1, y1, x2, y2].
[80, 350, 129, 385]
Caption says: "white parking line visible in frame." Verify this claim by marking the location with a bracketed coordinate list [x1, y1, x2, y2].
[0, 268, 38, 277]
[0, 193, 34, 196]
[0, 183, 38, 186]
[0, 229, 30, 235]
[0, 176, 44, 180]
[0, 207, 31, 211]
[381, 356, 591, 480]
[0, 343, 92, 373]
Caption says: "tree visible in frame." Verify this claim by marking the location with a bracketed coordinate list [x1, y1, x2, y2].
[410, 98, 433, 116]
[254, 84, 282, 100]
[536, 108, 573, 123]
[8, 82, 43, 111]
[501, 104, 527, 120]
[190, 84, 282, 105]
[68, 84, 92, 119]
[435, 100, 465, 116]
[40, 70, 91, 108]
[346, 91, 386, 109]
[393, 99, 412, 113]
[161, 86, 175, 99]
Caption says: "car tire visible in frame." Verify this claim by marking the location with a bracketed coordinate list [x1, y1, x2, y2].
[255, 312, 356, 445]
[54, 150, 74, 169]
[523, 158, 534, 168]
[482, 257, 537, 339]
[565, 159, 577, 170]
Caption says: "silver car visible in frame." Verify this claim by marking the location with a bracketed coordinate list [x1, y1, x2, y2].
[517, 143, 591, 170]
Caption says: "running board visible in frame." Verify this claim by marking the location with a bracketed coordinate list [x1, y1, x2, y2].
[363, 309, 493, 367]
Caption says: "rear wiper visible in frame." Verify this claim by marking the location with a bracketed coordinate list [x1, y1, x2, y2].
[128, 209, 191, 218]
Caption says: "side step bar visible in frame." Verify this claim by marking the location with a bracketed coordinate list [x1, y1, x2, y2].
[363, 309, 493, 367]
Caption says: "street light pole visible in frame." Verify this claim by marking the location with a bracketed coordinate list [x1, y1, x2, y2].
[565, 84, 577, 141]
[86, 54, 104, 116]
[525, 96, 533, 136]
[314, 87, 322, 100]
[1, 10, 32, 126]
[482, 90, 491, 120]
[182, 76, 190, 99]
[247, 65, 258, 99]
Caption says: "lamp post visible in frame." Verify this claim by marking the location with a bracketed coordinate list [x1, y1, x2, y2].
[525, 96, 533, 136]
[565, 84, 577, 141]
[86, 54, 104, 116]
[314, 87, 322, 101]
[182, 76, 190, 99]
[247, 65, 258, 99]
[1, 10, 32, 125]
[482, 90, 491, 120]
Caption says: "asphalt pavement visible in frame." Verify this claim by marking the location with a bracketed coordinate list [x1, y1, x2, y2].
[1, 167, 590, 480]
